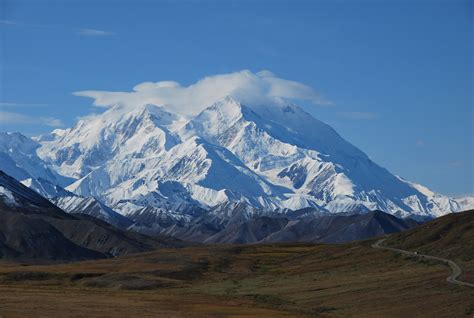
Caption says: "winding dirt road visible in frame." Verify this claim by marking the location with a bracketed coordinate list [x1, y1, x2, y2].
[372, 238, 474, 288]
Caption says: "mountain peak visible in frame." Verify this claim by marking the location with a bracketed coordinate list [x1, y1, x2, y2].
[131, 104, 180, 124]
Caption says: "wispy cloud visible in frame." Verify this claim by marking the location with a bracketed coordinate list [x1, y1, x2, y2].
[0, 19, 17, 25]
[0, 20, 54, 29]
[41, 117, 64, 127]
[0, 19, 114, 37]
[0, 102, 49, 107]
[0, 111, 63, 127]
[339, 111, 378, 120]
[74, 70, 333, 117]
[76, 112, 100, 122]
[449, 160, 463, 168]
[75, 28, 114, 37]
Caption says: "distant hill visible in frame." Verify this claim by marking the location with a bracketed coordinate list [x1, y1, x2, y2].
[160, 205, 418, 244]
[384, 209, 474, 261]
[384, 209, 474, 282]
[262, 210, 419, 243]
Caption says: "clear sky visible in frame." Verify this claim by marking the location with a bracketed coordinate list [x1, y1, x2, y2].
[0, 0, 472, 197]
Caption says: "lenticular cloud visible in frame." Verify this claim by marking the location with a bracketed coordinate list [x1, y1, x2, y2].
[73, 70, 330, 117]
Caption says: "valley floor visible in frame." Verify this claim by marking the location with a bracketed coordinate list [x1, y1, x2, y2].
[0, 242, 472, 317]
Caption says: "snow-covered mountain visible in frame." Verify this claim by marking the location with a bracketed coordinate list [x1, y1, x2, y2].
[0, 132, 74, 198]
[24, 96, 471, 218]
[0, 170, 63, 214]
[0, 133, 72, 186]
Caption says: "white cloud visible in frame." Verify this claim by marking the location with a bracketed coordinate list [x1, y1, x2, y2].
[74, 70, 332, 117]
[450, 160, 462, 167]
[0, 111, 63, 127]
[41, 117, 64, 127]
[0, 19, 115, 36]
[75, 28, 114, 36]
[76, 112, 100, 122]
[0, 19, 17, 25]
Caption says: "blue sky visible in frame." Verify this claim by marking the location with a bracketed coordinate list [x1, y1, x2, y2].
[0, 0, 472, 197]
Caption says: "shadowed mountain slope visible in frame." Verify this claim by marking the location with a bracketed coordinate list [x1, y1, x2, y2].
[384, 209, 474, 260]
[156, 206, 418, 244]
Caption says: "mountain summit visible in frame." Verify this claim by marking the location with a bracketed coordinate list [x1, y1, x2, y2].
[1, 97, 473, 219]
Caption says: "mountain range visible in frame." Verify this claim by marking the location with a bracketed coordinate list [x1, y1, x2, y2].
[0, 168, 418, 256]
[0, 96, 472, 235]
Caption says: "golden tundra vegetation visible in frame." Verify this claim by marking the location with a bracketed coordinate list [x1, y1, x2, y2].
[385, 209, 474, 283]
[0, 210, 473, 318]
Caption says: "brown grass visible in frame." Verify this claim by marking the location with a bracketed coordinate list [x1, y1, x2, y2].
[0, 242, 472, 317]
[384, 209, 474, 282]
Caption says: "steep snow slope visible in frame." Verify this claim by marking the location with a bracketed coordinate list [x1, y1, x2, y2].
[0, 170, 68, 216]
[0, 132, 73, 194]
[21, 177, 74, 199]
[66, 135, 288, 208]
[37, 104, 181, 178]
